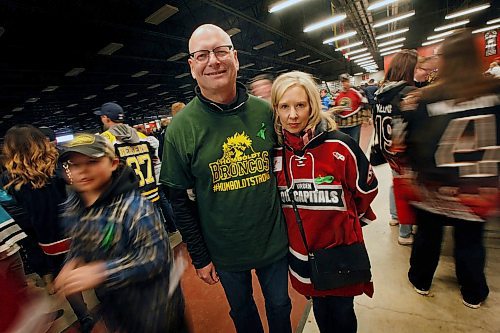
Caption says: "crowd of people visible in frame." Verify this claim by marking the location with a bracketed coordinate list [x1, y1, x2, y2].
[0, 24, 498, 333]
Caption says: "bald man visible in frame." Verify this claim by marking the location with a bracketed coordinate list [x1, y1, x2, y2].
[160, 24, 291, 333]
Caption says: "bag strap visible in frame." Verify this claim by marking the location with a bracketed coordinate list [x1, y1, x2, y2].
[282, 147, 311, 254]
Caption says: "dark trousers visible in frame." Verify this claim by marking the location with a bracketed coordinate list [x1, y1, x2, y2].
[339, 125, 361, 144]
[217, 256, 292, 333]
[408, 209, 489, 304]
[312, 296, 356, 333]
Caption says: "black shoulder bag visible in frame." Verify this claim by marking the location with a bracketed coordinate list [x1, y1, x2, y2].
[282, 148, 372, 291]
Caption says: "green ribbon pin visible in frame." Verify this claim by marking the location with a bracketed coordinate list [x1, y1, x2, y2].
[256, 123, 266, 140]
[315, 175, 335, 184]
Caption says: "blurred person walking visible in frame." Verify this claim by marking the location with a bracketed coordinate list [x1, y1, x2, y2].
[2, 125, 93, 331]
[55, 133, 186, 332]
[374, 49, 419, 245]
[400, 30, 500, 309]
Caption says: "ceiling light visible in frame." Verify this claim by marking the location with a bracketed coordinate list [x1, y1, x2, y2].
[354, 56, 374, 63]
[145, 4, 179, 25]
[349, 52, 371, 60]
[427, 30, 455, 40]
[26, 97, 39, 103]
[422, 38, 444, 46]
[126, 93, 138, 97]
[3, 114, 13, 119]
[269, 0, 306, 13]
[445, 4, 490, 20]
[335, 41, 363, 51]
[373, 10, 415, 28]
[158, 92, 169, 96]
[105, 84, 119, 90]
[303, 14, 347, 32]
[97, 42, 124, 55]
[65, 67, 85, 77]
[261, 66, 274, 71]
[139, 99, 148, 103]
[358, 60, 376, 66]
[308, 59, 322, 64]
[179, 84, 191, 88]
[367, 0, 399, 11]
[278, 49, 296, 56]
[175, 73, 191, 78]
[379, 44, 404, 52]
[167, 52, 188, 61]
[226, 28, 241, 37]
[148, 84, 161, 89]
[277, 68, 289, 73]
[240, 63, 255, 68]
[183, 91, 192, 95]
[42, 85, 59, 92]
[67, 104, 78, 108]
[378, 37, 406, 47]
[83, 95, 97, 100]
[253, 41, 274, 50]
[487, 18, 500, 25]
[345, 47, 368, 56]
[12, 107, 23, 112]
[354, 72, 363, 75]
[295, 55, 311, 60]
[380, 48, 402, 56]
[472, 24, 500, 34]
[323, 31, 357, 44]
[131, 70, 149, 77]
[434, 19, 469, 32]
[375, 28, 409, 40]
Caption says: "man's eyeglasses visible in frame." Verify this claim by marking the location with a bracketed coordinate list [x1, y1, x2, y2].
[189, 45, 233, 63]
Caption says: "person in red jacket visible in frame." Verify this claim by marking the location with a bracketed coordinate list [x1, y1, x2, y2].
[271, 71, 378, 332]
[332, 74, 367, 143]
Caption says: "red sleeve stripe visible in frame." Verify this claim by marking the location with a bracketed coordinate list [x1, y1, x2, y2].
[39, 238, 71, 255]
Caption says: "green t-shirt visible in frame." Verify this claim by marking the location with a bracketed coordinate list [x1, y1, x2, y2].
[161, 94, 288, 271]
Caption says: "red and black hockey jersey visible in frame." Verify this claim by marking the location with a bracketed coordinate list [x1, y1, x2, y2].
[274, 121, 378, 297]
[403, 91, 500, 222]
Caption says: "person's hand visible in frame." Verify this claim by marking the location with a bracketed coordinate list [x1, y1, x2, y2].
[54, 259, 80, 291]
[55, 261, 107, 296]
[196, 262, 219, 285]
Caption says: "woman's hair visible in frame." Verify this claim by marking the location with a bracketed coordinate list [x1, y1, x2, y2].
[423, 29, 500, 102]
[171, 102, 186, 116]
[2, 125, 58, 190]
[383, 49, 418, 85]
[271, 71, 337, 144]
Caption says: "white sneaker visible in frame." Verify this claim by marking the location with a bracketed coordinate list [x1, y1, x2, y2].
[413, 286, 430, 296]
[398, 235, 414, 245]
[389, 218, 399, 226]
[462, 299, 481, 309]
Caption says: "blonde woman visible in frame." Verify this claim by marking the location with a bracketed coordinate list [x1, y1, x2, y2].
[271, 72, 378, 332]
[2, 125, 93, 332]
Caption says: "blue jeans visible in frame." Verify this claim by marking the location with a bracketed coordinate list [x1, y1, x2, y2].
[217, 256, 292, 333]
[339, 125, 361, 144]
[312, 296, 356, 333]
